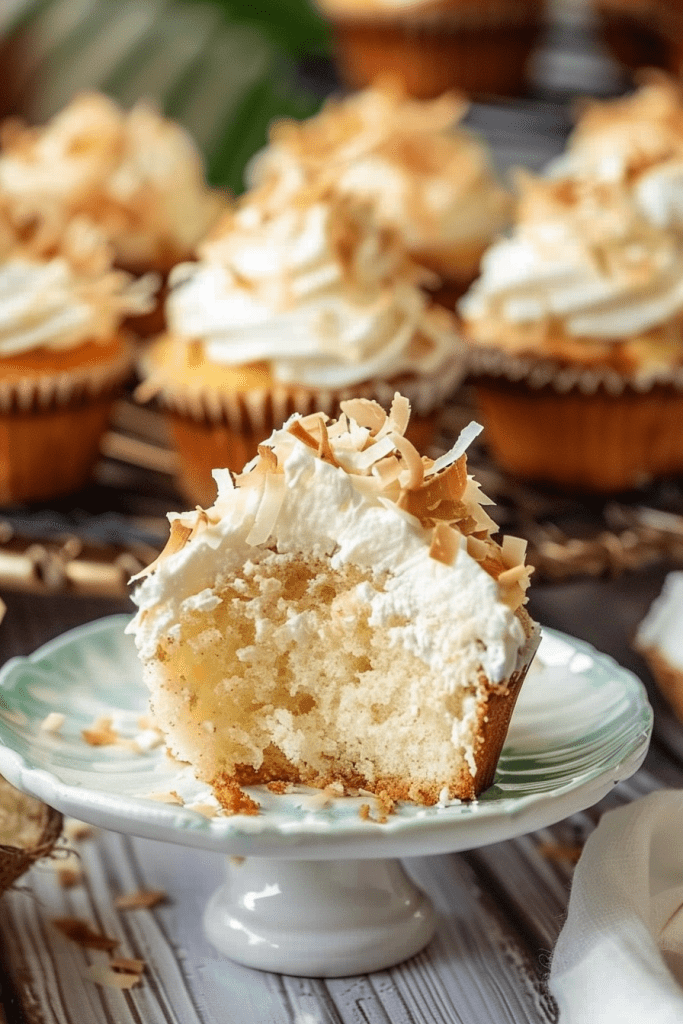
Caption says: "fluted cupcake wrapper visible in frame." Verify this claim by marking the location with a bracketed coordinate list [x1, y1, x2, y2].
[465, 343, 683, 397]
[0, 340, 134, 414]
[0, 339, 134, 504]
[327, 0, 543, 98]
[467, 345, 683, 491]
[140, 354, 465, 506]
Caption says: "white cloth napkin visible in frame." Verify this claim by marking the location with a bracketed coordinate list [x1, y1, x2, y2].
[549, 790, 683, 1022]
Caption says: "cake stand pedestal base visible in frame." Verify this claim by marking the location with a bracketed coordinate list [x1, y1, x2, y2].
[203, 856, 437, 977]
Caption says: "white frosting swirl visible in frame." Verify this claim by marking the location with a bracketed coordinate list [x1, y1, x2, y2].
[0, 255, 154, 357]
[0, 93, 226, 268]
[460, 176, 683, 344]
[167, 196, 458, 389]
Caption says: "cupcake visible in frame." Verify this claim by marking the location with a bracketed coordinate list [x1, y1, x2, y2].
[313, 0, 545, 99]
[0, 92, 227, 335]
[459, 172, 683, 492]
[127, 398, 539, 807]
[246, 79, 511, 302]
[0, 211, 154, 504]
[137, 187, 465, 506]
[635, 571, 683, 722]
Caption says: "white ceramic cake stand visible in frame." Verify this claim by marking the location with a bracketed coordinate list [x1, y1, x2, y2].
[0, 616, 652, 977]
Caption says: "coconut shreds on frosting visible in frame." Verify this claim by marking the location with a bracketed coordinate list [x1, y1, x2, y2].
[0, 92, 226, 270]
[459, 170, 683, 383]
[160, 186, 462, 393]
[0, 208, 156, 356]
[246, 78, 510, 253]
[549, 74, 683, 192]
[132, 395, 532, 613]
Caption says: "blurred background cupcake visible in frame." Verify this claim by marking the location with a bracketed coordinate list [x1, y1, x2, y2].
[0, 211, 154, 505]
[247, 78, 512, 302]
[312, 0, 547, 99]
[137, 185, 464, 505]
[0, 92, 228, 337]
[459, 171, 683, 492]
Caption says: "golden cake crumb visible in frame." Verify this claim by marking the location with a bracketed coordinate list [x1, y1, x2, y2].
[211, 776, 261, 815]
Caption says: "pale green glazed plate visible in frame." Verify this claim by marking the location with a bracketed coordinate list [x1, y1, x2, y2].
[0, 615, 652, 859]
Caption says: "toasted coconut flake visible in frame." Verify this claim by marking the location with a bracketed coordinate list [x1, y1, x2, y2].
[84, 965, 141, 990]
[340, 397, 387, 434]
[40, 711, 65, 733]
[145, 790, 184, 804]
[377, 496, 422, 529]
[187, 802, 220, 818]
[388, 392, 411, 436]
[52, 918, 119, 952]
[114, 889, 166, 910]
[129, 519, 193, 582]
[391, 431, 424, 490]
[351, 434, 396, 472]
[246, 471, 287, 546]
[350, 473, 386, 497]
[429, 524, 461, 565]
[428, 421, 483, 477]
[212, 467, 235, 493]
[317, 419, 340, 467]
[111, 958, 146, 975]
[257, 444, 278, 474]
[501, 534, 528, 568]
[466, 535, 489, 561]
[82, 716, 118, 747]
[372, 454, 402, 487]
[299, 411, 330, 433]
[287, 419, 319, 450]
[497, 564, 530, 588]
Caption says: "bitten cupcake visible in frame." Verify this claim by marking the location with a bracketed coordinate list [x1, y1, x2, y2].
[137, 187, 464, 506]
[312, 0, 545, 99]
[128, 399, 539, 807]
[247, 79, 511, 301]
[0, 92, 227, 334]
[459, 172, 683, 492]
[0, 211, 154, 504]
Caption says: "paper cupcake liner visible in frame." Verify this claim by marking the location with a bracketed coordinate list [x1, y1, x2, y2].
[471, 610, 540, 798]
[474, 376, 683, 491]
[144, 354, 465, 430]
[0, 339, 134, 414]
[330, 4, 542, 99]
[465, 342, 683, 397]
[143, 354, 465, 505]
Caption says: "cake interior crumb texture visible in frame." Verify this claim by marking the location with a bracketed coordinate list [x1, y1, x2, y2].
[144, 547, 531, 804]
